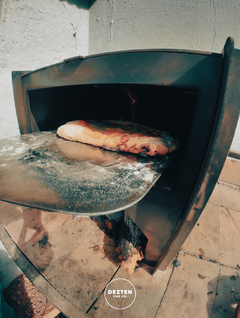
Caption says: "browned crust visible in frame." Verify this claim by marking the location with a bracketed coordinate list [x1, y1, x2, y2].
[57, 120, 179, 156]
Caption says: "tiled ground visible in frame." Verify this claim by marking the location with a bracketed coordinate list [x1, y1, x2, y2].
[1, 156, 240, 318]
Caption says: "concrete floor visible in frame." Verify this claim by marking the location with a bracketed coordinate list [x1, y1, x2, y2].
[1, 156, 240, 318]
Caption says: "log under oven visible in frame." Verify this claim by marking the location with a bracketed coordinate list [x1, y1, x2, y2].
[9, 37, 240, 274]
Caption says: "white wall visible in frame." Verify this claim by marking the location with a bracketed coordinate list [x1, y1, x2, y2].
[0, 0, 89, 139]
[89, 0, 240, 152]
[89, 0, 240, 53]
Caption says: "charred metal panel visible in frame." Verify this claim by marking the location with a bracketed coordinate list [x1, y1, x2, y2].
[156, 37, 240, 272]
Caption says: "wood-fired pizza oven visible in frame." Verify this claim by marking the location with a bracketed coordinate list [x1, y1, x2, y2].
[11, 37, 240, 274]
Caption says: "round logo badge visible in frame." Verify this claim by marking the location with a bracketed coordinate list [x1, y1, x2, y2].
[104, 278, 136, 310]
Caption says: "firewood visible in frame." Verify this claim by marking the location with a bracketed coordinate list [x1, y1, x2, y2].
[92, 211, 147, 274]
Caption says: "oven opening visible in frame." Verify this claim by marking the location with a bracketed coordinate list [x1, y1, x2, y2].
[28, 83, 197, 193]
[28, 84, 198, 266]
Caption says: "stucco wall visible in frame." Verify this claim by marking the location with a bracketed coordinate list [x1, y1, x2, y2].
[0, 0, 89, 139]
[89, 0, 240, 152]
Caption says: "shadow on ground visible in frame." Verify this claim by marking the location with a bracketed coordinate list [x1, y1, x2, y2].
[207, 274, 240, 318]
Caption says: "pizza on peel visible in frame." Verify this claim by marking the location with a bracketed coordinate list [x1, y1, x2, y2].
[57, 119, 179, 157]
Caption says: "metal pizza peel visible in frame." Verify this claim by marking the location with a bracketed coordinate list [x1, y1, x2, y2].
[0, 131, 172, 215]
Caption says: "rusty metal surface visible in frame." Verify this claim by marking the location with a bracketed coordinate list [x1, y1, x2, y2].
[0, 131, 172, 215]
[12, 49, 222, 136]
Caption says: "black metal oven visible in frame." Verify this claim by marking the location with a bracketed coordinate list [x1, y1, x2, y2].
[9, 37, 240, 274]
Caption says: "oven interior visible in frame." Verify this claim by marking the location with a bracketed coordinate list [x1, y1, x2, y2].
[28, 84, 197, 197]
[28, 83, 210, 266]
